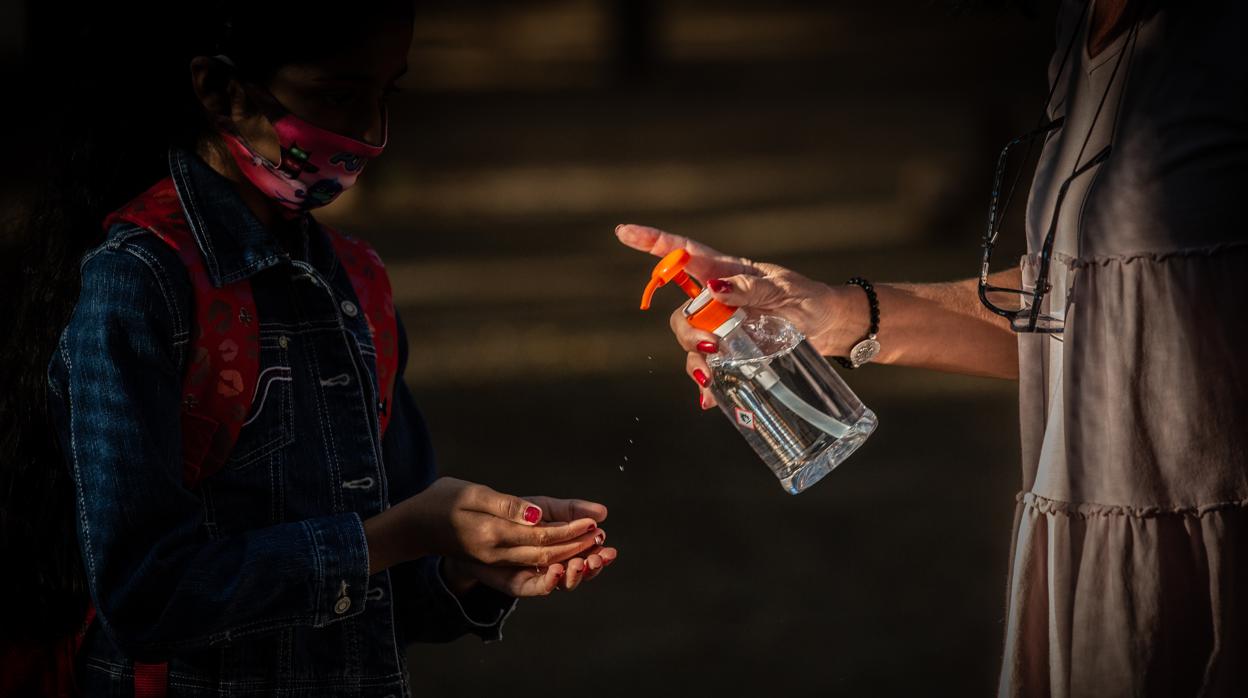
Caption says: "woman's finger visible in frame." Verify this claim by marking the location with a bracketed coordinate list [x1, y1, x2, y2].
[686, 352, 712, 387]
[706, 272, 786, 311]
[669, 306, 722, 353]
[615, 224, 755, 280]
[463, 484, 543, 525]
[686, 352, 718, 410]
[523, 496, 608, 524]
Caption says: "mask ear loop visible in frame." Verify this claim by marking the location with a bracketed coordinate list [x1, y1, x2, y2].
[212, 55, 291, 121]
[208, 54, 290, 167]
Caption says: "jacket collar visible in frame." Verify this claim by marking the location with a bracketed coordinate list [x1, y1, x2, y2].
[168, 147, 300, 287]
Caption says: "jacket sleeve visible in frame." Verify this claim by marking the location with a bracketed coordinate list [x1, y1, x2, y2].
[47, 233, 371, 661]
[381, 311, 516, 644]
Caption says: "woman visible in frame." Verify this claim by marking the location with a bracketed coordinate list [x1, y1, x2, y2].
[0, 3, 616, 696]
[620, 0, 1246, 694]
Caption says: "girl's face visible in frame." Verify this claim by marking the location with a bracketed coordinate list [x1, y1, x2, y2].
[194, 17, 412, 166]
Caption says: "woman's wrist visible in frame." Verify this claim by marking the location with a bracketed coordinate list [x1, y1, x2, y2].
[810, 283, 873, 358]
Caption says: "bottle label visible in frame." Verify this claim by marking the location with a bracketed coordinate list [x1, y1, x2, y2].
[734, 407, 757, 431]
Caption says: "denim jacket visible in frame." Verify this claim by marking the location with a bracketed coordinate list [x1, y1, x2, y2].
[46, 148, 515, 697]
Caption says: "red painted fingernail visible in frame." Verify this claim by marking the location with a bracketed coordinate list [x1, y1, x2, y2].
[692, 369, 710, 388]
[523, 506, 541, 524]
[696, 341, 718, 354]
[708, 279, 733, 293]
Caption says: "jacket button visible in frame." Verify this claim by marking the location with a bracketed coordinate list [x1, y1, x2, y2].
[334, 596, 352, 615]
[340, 300, 359, 317]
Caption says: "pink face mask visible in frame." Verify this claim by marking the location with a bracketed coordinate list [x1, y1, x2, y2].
[215, 58, 387, 211]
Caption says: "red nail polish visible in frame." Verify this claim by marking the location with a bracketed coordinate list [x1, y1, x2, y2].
[699, 394, 707, 409]
[708, 279, 733, 293]
[523, 506, 541, 524]
[692, 369, 710, 388]
[696, 341, 718, 354]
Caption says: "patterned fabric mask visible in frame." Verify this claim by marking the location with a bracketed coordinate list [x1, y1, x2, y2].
[214, 56, 386, 211]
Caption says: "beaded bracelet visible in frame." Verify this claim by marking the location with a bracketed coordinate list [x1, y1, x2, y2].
[833, 277, 880, 369]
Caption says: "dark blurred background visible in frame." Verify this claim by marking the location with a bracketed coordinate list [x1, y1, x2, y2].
[1, 1, 1055, 695]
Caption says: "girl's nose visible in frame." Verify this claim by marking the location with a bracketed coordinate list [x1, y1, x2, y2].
[359, 105, 387, 147]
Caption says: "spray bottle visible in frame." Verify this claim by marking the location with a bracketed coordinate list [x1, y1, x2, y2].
[641, 249, 877, 494]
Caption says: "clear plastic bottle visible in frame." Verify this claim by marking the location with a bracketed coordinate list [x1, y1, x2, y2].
[641, 250, 877, 494]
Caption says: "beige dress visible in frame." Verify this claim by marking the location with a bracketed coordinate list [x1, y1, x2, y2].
[999, 1, 1248, 696]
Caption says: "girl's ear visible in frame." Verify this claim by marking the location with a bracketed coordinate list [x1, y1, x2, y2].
[189, 56, 239, 121]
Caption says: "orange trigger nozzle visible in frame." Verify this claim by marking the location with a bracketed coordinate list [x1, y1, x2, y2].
[640, 248, 702, 310]
[641, 277, 663, 310]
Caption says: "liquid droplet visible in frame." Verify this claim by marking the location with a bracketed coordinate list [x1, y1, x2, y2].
[623, 455, 630, 462]
[619, 465, 625, 472]
[647, 355, 653, 360]
[628, 439, 634, 445]
[634, 417, 640, 422]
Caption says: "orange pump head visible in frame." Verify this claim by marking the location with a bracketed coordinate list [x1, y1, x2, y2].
[640, 249, 702, 309]
[639, 248, 740, 333]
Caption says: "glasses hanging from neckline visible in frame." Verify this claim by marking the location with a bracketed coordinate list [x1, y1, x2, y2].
[978, 115, 1112, 334]
[976, 0, 1137, 335]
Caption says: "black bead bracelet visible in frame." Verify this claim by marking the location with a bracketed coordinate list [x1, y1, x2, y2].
[834, 277, 881, 370]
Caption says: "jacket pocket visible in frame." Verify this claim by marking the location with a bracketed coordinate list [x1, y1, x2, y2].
[226, 331, 295, 471]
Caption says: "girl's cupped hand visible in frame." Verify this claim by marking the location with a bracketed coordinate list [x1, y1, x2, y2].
[363, 478, 608, 576]
[443, 496, 618, 597]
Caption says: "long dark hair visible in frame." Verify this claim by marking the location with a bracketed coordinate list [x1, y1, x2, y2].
[0, 1, 411, 640]
[0, 3, 217, 641]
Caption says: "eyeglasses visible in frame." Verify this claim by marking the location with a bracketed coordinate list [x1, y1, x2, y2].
[974, 0, 1142, 334]
[977, 115, 1112, 334]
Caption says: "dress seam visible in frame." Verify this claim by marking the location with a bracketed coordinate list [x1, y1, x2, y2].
[1017, 491, 1248, 519]
[1072, 240, 1248, 268]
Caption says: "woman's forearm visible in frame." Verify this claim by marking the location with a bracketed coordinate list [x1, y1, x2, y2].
[816, 269, 1021, 380]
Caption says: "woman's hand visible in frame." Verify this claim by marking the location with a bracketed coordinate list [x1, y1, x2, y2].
[616, 223, 1021, 383]
[363, 479, 604, 575]
[441, 496, 618, 597]
[616, 224, 870, 409]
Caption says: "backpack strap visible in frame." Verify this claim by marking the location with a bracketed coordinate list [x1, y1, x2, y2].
[103, 178, 261, 488]
[323, 226, 399, 437]
[99, 178, 262, 698]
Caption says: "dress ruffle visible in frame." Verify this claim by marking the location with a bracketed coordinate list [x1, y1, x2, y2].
[999, 494, 1248, 698]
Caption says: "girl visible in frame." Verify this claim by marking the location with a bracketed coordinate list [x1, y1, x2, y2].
[1, 3, 617, 696]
